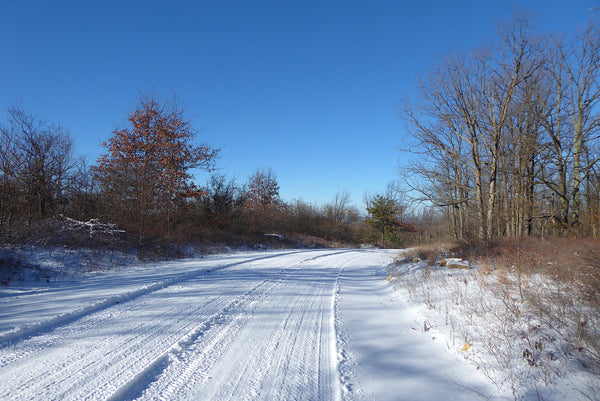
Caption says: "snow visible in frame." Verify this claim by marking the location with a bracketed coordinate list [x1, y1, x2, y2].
[0, 249, 298, 343]
[335, 250, 505, 401]
[0, 248, 514, 400]
[440, 257, 470, 269]
[387, 256, 600, 401]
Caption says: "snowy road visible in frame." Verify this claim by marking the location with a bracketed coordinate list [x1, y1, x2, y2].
[0, 249, 501, 400]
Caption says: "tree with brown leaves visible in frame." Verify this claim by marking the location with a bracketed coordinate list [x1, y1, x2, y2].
[244, 168, 281, 232]
[96, 93, 219, 246]
[245, 168, 280, 211]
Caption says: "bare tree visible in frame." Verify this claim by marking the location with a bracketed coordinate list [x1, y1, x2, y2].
[537, 19, 600, 232]
[0, 106, 77, 232]
[480, 13, 541, 239]
[401, 46, 489, 240]
[400, 12, 554, 240]
[201, 174, 245, 229]
[559, 20, 600, 226]
[325, 189, 352, 223]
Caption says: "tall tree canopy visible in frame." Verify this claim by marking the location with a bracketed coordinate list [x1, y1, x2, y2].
[401, 14, 600, 239]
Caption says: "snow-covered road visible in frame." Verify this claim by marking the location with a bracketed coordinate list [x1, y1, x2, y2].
[0, 249, 502, 400]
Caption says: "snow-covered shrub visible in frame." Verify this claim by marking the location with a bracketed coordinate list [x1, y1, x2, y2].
[0, 252, 25, 285]
[394, 243, 450, 266]
[0, 232, 142, 284]
[3, 216, 129, 249]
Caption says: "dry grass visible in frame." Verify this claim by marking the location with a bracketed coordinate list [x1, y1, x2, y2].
[391, 237, 600, 400]
[394, 243, 452, 266]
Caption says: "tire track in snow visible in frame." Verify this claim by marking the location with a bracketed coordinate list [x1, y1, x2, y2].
[131, 254, 334, 400]
[110, 276, 282, 401]
[0, 250, 345, 401]
[134, 250, 354, 401]
[0, 250, 304, 348]
[140, 251, 352, 400]
[0, 251, 307, 369]
[0, 285, 236, 400]
[334, 259, 360, 400]
[333, 249, 397, 401]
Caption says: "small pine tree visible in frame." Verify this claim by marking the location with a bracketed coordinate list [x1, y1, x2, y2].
[365, 194, 401, 247]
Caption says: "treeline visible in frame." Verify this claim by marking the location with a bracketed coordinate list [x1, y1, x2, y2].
[0, 95, 413, 251]
[402, 13, 600, 241]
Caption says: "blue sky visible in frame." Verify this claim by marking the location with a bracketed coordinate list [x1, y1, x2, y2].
[1, 1, 596, 208]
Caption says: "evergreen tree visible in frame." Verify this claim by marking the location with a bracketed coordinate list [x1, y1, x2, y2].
[365, 194, 401, 247]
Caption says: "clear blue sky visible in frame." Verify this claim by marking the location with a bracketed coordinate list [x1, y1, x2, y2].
[1, 1, 596, 208]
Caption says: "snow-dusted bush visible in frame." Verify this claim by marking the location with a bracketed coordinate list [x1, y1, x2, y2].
[4, 216, 129, 249]
[0, 244, 139, 285]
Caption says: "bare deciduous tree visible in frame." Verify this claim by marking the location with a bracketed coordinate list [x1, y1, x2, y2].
[0, 106, 78, 235]
[400, 13, 600, 239]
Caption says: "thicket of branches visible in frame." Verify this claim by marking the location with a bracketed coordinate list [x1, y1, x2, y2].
[401, 13, 600, 241]
[2, 95, 414, 251]
[0, 106, 85, 239]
